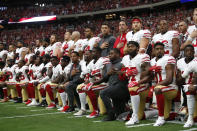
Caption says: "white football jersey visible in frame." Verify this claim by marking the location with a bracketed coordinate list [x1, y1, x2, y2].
[73, 39, 85, 52]
[87, 57, 110, 81]
[63, 63, 72, 75]
[122, 54, 150, 82]
[182, 58, 197, 79]
[4, 64, 18, 82]
[16, 65, 29, 82]
[177, 58, 193, 84]
[0, 50, 8, 60]
[151, 55, 176, 86]
[25, 53, 34, 63]
[84, 37, 101, 51]
[30, 63, 44, 80]
[79, 60, 92, 80]
[7, 51, 14, 59]
[61, 40, 73, 56]
[51, 64, 63, 81]
[126, 29, 151, 44]
[34, 46, 45, 55]
[16, 47, 27, 63]
[38, 62, 52, 83]
[152, 31, 179, 55]
[44, 45, 52, 56]
[186, 25, 197, 54]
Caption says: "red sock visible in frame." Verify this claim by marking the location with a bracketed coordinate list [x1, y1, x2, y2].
[156, 93, 164, 116]
[16, 84, 22, 98]
[39, 88, 46, 97]
[58, 89, 64, 93]
[45, 84, 54, 101]
[28, 83, 35, 98]
[86, 90, 98, 111]
[3, 88, 8, 98]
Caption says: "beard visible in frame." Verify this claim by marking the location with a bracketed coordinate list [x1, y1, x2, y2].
[157, 53, 163, 59]
[129, 51, 137, 57]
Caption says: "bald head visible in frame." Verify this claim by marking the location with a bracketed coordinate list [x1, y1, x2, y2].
[71, 31, 80, 41]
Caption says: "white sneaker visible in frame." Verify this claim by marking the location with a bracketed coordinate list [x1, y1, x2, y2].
[27, 101, 39, 106]
[57, 107, 63, 111]
[153, 117, 165, 126]
[125, 114, 139, 126]
[74, 110, 86, 116]
[183, 120, 194, 128]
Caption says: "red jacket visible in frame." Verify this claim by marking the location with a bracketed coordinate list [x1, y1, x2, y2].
[113, 33, 127, 57]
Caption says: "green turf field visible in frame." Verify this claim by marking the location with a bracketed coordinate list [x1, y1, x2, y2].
[0, 102, 196, 131]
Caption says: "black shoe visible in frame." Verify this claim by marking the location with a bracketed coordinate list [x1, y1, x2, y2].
[38, 100, 48, 107]
[65, 107, 75, 112]
[14, 98, 22, 103]
[102, 114, 116, 121]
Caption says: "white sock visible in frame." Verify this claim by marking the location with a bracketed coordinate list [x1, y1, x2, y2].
[144, 110, 158, 119]
[187, 95, 195, 121]
[174, 102, 181, 113]
[42, 97, 46, 100]
[131, 95, 140, 118]
[158, 116, 164, 120]
[145, 103, 150, 109]
[32, 98, 36, 103]
[79, 93, 86, 110]
[59, 92, 67, 107]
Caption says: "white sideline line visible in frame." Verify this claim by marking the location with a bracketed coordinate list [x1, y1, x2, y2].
[126, 123, 154, 128]
[180, 128, 197, 131]
[0, 112, 62, 119]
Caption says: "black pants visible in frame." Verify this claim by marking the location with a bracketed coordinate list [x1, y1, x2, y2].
[65, 83, 81, 108]
[0, 88, 3, 99]
[181, 85, 187, 107]
[100, 84, 129, 117]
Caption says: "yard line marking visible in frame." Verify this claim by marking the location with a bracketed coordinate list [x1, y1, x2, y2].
[67, 116, 75, 118]
[180, 128, 197, 131]
[93, 120, 102, 123]
[16, 107, 31, 109]
[30, 109, 49, 112]
[74, 116, 84, 118]
[0, 112, 62, 119]
[6, 105, 24, 107]
[126, 123, 154, 128]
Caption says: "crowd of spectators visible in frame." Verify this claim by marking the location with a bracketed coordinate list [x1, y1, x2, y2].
[0, 5, 195, 46]
[1, 0, 163, 21]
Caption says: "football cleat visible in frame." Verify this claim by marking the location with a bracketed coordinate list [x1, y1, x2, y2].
[27, 100, 39, 106]
[74, 110, 86, 116]
[125, 114, 139, 126]
[153, 117, 165, 126]
[184, 120, 194, 128]
[46, 103, 56, 109]
[0, 97, 9, 102]
[25, 99, 32, 105]
[86, 111, 99, 118]
[61, 105, 70, 112]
